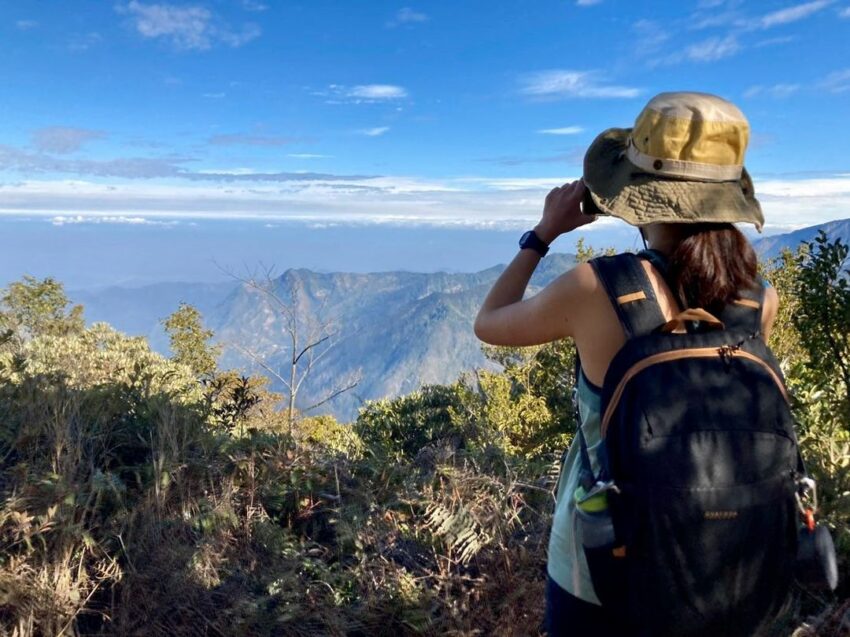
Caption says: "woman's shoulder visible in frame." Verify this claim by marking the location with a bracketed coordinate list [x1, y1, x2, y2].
[554, 253, 656, 300]
[762, 285, 779, 330]
[566, 261, 599, 289]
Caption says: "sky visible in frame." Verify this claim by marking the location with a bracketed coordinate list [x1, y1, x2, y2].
[2, 0, 850, 286]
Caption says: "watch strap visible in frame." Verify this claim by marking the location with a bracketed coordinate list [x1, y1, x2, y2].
[520, 230, 550, 256]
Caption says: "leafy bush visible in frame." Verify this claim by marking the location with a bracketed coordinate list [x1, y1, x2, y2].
[354, 383, 476, 460]
[765, 234, 850, 632]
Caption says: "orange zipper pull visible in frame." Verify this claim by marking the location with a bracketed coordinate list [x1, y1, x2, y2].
[805, 508, 816, 532]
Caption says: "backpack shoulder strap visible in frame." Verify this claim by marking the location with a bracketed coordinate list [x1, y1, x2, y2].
[717, 283, 766, 336]
[589, 253, 667, 339]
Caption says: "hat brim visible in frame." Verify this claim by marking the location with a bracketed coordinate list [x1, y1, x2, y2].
[582, 128, 764, 230]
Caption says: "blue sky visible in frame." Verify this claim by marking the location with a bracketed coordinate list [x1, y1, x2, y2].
[1, 0, 850, 284]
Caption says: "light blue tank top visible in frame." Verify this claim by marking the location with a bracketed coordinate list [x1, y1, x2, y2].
[547, 368, 603, 604]
[547, 251, 664, 602]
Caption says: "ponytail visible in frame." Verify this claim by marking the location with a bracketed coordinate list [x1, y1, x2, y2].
[667, 223, 759, 312]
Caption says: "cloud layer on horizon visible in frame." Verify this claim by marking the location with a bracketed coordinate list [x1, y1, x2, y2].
[2, 172, 849, 235]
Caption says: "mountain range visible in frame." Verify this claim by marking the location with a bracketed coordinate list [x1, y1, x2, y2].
[71, 218, 850, 421]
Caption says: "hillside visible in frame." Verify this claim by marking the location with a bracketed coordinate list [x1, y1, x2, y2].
[73, 254, 577, 421]
[754, 218, 850, 259]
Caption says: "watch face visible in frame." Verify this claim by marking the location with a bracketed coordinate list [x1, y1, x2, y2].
[519, 231, 533, 246]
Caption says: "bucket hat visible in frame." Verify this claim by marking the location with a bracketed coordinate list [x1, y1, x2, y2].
[582, 91, 764, 230]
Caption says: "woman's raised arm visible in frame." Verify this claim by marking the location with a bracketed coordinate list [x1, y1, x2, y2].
[474, 180, 596, 346]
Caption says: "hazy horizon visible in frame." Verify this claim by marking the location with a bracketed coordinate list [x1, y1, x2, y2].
[0, 214, 809, 290]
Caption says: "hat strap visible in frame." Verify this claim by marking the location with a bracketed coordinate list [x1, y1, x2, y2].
[626, 141, 743, 182]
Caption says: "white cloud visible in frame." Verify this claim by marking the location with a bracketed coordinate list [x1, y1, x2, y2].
[32, 127, 107, 154]
[457, 177, 570, 191]
[0, 143, 372, 182]
[387, 8, 429, 27]
[758, 176, 850, 198]
[537, 126, 584, 135]
[240, 0, 268, 11]
[15, 20, 38, 30]
[358, 127, 390, 137]
[51, 215, 178, 226]
[519, 70, 641, 99]
[209, 134, 294, 147]
[819, 68, 850, 93]
[754, 35, 797, 48]
[117, 1, 261, 51]
[757, 0, 833, 28]
[632, 19, 670, 57]
[202, 92, 226, 99]
[318, 84, 409, 104]
[348, 84, 407, 99]
[576, 0, 603, 5]
[841, 6, 850, 17]
[743, 83, 800, 99]
[685, 35, 741, 62]
[288, 154, 333, 159]
[755, 175, 850, 229]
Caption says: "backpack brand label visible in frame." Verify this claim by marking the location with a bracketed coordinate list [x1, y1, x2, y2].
[704, 510, 739, 521]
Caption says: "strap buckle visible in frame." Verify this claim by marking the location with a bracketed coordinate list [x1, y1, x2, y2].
[796, 476, 818, 510]
[795, 476, 819, 532]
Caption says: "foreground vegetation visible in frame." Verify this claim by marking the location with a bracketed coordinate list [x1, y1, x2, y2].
[0, 234, 848, 636]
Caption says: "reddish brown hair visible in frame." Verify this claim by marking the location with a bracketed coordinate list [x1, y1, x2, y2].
[667, 223, 759, 312]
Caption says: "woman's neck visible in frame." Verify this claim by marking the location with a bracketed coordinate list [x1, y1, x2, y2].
[643, 225, 680, 256]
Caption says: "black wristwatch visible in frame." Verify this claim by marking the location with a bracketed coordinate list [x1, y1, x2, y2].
[519, 230, 550, 257]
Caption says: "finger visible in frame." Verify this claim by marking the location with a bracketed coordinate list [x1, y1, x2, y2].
[570, 179, 586, 194]
[545, 186, 562, 201]
[562, 180, 585, 205]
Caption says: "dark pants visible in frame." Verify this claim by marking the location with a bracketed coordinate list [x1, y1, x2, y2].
[545, 577, 621, 637]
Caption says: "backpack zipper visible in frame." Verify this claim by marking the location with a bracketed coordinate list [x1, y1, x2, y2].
[600, 347, 789, 439]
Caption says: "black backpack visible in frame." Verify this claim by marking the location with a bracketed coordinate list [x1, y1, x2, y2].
[576, 252, 806, 637]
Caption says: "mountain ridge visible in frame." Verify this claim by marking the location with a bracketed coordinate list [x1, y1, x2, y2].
[753, 219, 850, 259]
[70, 218, 850, 420]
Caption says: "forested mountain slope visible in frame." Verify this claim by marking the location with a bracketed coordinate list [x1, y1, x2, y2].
[70, 217, 850, 420]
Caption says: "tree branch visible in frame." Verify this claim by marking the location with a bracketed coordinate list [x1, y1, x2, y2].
[294, 334, 331, 366]
[303, 375, 361, 412]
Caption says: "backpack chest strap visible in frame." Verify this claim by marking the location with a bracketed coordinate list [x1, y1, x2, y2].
[590, 253, 667, 339]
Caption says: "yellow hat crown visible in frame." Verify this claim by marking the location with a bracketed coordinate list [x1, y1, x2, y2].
[626, 92, 750, 182]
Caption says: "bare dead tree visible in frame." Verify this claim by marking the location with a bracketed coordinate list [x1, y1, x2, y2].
[223, 263, 362, 434]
